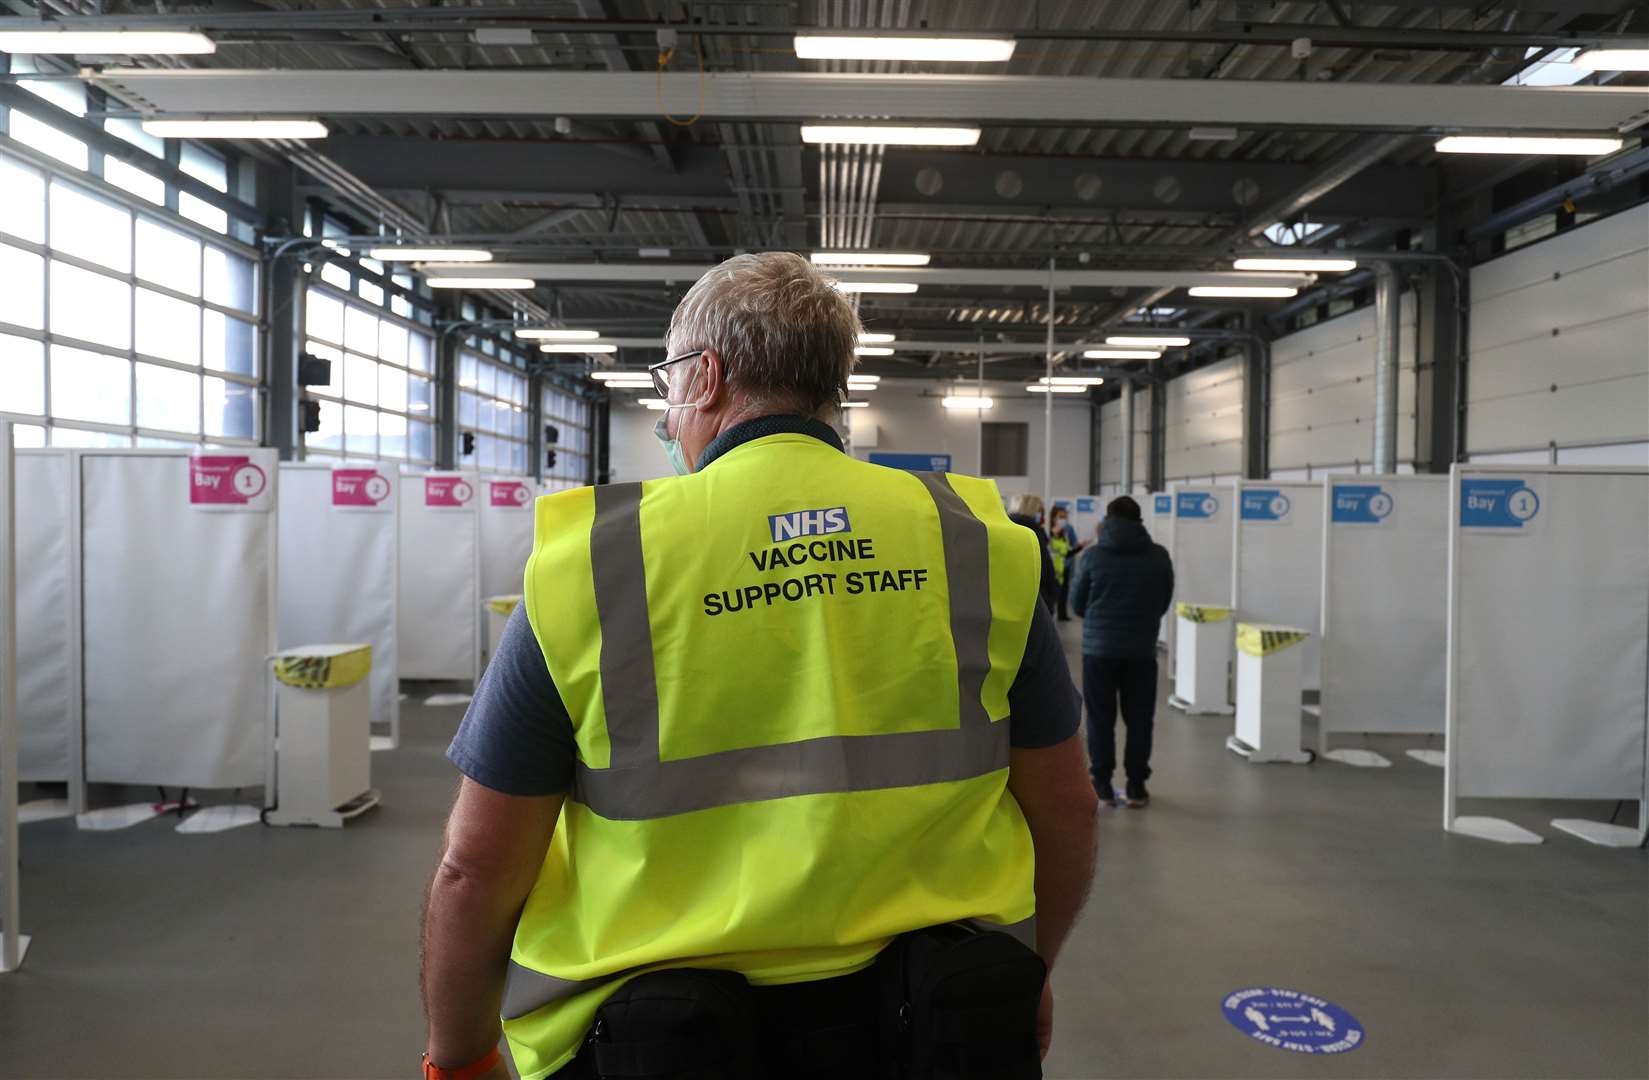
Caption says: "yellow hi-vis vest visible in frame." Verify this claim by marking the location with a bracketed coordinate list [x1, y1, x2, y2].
[505, 432, 1042, 1079]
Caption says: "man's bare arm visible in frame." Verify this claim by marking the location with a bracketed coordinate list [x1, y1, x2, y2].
[421, 778, 563, 1067]
[1008, 733, 1099, 968]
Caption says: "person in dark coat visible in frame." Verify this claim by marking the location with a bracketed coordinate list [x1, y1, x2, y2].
[1007, 493, 1061, 615]
[1070, 495, 1175, 807]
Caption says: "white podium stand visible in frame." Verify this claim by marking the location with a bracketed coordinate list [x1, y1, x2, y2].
[266, 644, 382, 828]
[484, 595, 521, 669]
[1168, 603, 1234, 716]
[1226, 624, 1315, 764]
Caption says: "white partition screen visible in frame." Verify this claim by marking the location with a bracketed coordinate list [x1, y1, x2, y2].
[1232, 481, 1325, 689]
[478, 476, 537, 602]
[1446, 466, 1649, 843]
[1321, 475, 1449, 745]
[81, 451, 278, 790]
[1167, 483, 1235, 672]
[14, 452, 74, 784]
[278, 464, 400, 744]
[398, 471, 481, 682]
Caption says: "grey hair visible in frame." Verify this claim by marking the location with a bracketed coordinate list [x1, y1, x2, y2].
[666, 252, 862, 413]
[1008, 493, 1044, 517]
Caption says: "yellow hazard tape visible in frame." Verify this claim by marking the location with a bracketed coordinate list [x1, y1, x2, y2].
[274, 646, 372, 689]
[487, 595, 522, 616]
[1236, 624, 1310, 657]
[1176, 603, 1232, 623]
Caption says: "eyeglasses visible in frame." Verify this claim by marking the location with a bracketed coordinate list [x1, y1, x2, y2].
[648, 350, 704, 401]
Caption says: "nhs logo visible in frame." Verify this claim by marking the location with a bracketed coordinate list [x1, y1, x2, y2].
[769, 506, 851, 542]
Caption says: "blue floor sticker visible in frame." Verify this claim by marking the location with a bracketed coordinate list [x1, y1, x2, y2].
[1222, 987, 1365, 1054]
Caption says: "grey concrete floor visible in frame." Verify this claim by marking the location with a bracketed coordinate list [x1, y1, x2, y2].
[2, 625, 1646, 1080]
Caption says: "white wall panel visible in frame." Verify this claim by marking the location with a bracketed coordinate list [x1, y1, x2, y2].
[1098, 398, 1122, 487]
[1269, 297, 1418, 472]
[1467, 203, 1649, 456]
[1165, 356, 1243, 481]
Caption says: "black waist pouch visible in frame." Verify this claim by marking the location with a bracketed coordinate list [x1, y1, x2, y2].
[876, 923, 1048, 1080]
[585, 968, 766, 1080]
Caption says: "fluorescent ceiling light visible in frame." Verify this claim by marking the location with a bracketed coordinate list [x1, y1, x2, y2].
[0, 31, 216, 54]
[1026, 384, 1086, 394]
[1082, 349, 1163, 360]
[1573, 49, 1649, 71]
[1039, 376, 1106, 386]
[588, 371, 652, 383]
[369, 247, 492, 263]
[427, 276, 535, 290]
[540, 343, 617, 353]
[1233, 256, 1357, 273]
[1188, 126, 1239, 142]
[641, 401, 669, 410]
[1106, 335, 1191, 347]
[141, 118, 328, 139]
[858, 332, 896, 343]
[941, 395, 994, 410]
[1434, 135, 1623, 156]
[517, 328, 601, 340]
[854, 346, 894, 356]
[841, 401, 870, 408]
[794, 34, 1016, 63]
[802, 125, 981, 147]
[638, 247, 673, 258]
[603, 381, 656, 389]
[831, 281, 919, 294]
[1187, 285, 1299, 298]
[813, 251, 932, 267]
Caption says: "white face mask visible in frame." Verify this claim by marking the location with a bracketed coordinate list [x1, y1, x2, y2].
[652, 359, 706, 476]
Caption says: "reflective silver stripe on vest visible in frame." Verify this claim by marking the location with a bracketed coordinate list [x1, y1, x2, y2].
[571, 469, 1001, 821]
[502, 915, 1040, 1021]
[590, 482, 659, 768]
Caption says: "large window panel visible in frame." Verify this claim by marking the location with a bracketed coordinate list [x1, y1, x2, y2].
[180, 144, 228, 192]
[300, 283, 436, 464]
[409, 419, 433, 461]
[50, 181, 132, 273]
[345, 404, 378, 456]
[0, 333, 45, 415]
[306, 289, 344, 345]
[135, 288, 202, 366]
[204, 375, 257, 439]
[344, 351, 379, 406]
[203, 310, 257, 377]
[309, 398, 343, 452]
[136, 219, 203, 296]
[104, 158, 165, 206]
[203, 246, 256, 312]
[0, 244, 45, 330]
[178, 191, 228, 235]
[50, 345, 130, 424]
[0, 156, 46, 243]
[408, 373, 433, 416]
[10, 111, 88, 171]
[136, 362, 201, 434]
[105, 117, 164, 158]
[50, 261, 131, 349]
[344, 304, 379, 355]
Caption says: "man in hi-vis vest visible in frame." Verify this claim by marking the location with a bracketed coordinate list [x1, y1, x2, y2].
[421, 253, 1098, 1080]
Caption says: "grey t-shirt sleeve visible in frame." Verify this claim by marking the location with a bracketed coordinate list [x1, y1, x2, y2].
[446, 603, 577, 796]
[1006, 600, 1083, 749]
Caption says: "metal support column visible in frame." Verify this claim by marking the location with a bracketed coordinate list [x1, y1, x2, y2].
[1088, 392, 1103, 495]
[1044, 258, 1055, 508]
[528, 372, 546, 483]
[1120, 380, 1136, 492]
[435, 302, 462, 470]
[1241, 311, 1271, 480]
[1372, 262, 1403, 473]
[259, 162, 304, 460]
[594, 400, 611, 485]
[1148, 375, 1167, 492]
[0, 420, 27, 974]
[1416, 180, 1465, 473]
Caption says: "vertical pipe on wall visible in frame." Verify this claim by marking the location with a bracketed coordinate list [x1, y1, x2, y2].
[1120, 379, 1136, 493]
[1044, 257, 1055, 509]
[1373, 261, 1402, 474]
[0, 420, 22, 974]
[976, 338, 984, 476]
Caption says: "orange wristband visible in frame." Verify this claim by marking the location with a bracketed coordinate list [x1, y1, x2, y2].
[422, 1047, 501, 1080]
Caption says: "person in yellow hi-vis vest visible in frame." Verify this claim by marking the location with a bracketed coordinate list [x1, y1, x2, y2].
[421, 253, 1098, 1080]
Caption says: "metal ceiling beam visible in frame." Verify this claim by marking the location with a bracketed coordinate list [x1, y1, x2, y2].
[314, 137, 729, 199]
[17, 10, 1649, 50]
[91, 71, 1649, 135]
[872, 154, 1430, 222]
[417, 261, 1313, 290]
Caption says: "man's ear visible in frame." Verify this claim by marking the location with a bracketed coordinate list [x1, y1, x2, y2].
[697, 349, 727, 409]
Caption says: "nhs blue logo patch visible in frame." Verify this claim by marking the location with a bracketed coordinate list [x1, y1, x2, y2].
[769, 506, 851, 542]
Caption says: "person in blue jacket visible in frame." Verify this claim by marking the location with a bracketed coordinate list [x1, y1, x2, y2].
[1070, 496, 1175, 806]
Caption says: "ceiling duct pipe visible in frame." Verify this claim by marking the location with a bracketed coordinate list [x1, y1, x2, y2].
[1372, 261, 1402, 474]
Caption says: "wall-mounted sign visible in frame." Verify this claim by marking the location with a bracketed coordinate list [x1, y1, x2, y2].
[189, 454, 270, 511]
[868, 452, 952, 473]
[425, 475, 475, 509]
[489, 480, 533, 509]
[332, 468, 392, 512]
